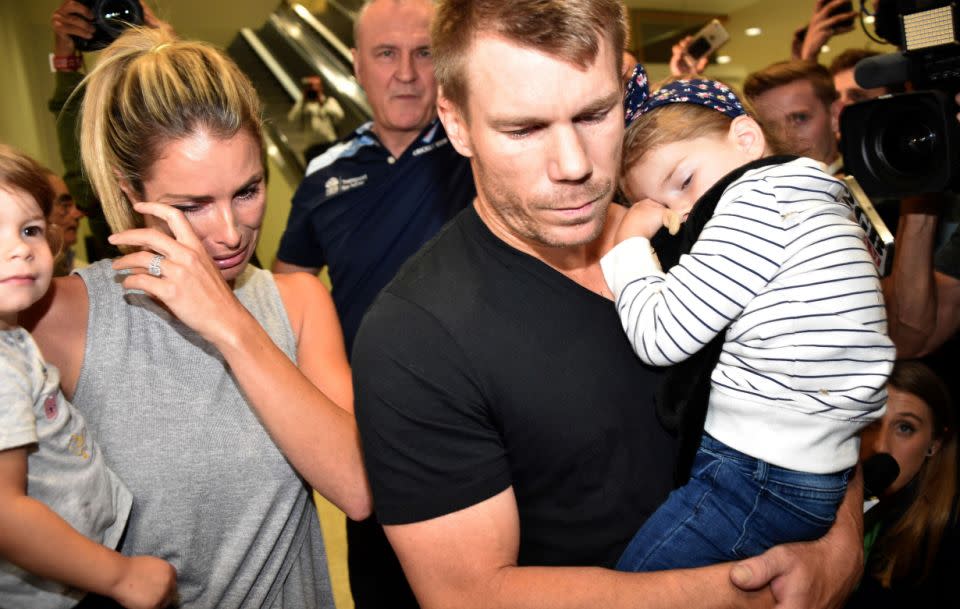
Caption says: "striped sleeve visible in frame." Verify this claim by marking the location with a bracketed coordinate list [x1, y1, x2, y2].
[601, 195, 784, 367]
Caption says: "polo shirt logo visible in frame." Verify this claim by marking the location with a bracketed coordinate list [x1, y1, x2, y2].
[325, 177, 340, 197]
[412, 137, 449, 157]
[326, 175, 370, 199]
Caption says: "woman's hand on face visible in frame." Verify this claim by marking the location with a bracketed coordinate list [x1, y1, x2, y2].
[108, 202, 247, 347]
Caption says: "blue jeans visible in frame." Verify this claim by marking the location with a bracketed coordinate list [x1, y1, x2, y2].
[617, 434, 852, 572]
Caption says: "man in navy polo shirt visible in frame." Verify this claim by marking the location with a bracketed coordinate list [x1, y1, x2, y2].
[273, 1, 474, 608]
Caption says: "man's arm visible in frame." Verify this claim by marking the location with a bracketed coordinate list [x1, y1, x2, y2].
[272, 259, 321, 276]
[881, 195, 960, 357]
[386, 487, 773, 609]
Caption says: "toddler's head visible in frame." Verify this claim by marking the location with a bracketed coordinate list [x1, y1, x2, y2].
[620, 65, 769, 226]
[0, 145, 55, 329]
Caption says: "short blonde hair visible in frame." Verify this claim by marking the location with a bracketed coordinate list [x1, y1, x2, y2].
[80, 27, 263, 236]
[432, 0, 626, 113]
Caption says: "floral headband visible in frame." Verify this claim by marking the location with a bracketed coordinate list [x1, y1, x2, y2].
[623, 63, 746, 127]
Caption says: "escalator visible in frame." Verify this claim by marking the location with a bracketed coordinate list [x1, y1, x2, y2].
[227, 1, 371, 182]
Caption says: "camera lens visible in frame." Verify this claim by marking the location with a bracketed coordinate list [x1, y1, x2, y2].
[876, 113, 939, 176]
[99, 0, 142, 37]
[843, 90, 958, 197]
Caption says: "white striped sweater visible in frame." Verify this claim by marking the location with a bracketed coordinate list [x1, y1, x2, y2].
[601, 157, 895, 473]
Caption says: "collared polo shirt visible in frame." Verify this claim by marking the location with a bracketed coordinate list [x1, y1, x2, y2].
[277, 119, 475, 354]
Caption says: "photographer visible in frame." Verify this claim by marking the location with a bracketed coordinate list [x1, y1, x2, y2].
[48, 0, 170, 262]
[287, 75, 345, 164]
[792, 0, 860, 62]
[830, 1, 960, 357]
[884, 187, 960, 358]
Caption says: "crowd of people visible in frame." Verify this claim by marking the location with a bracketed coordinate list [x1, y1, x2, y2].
[1, 1, 957, 608]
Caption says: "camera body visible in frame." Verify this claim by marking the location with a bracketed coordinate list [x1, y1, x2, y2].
[73, 0, 144, 52]
[841, 1, 960, 197]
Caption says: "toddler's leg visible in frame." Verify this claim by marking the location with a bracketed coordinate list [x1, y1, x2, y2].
[616, 443, 754, 572]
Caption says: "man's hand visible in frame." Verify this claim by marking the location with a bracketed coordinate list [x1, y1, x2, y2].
[729, 469, 864, 609]
[797, 0, 858, 61]
[141, 2, 175, 37]
[51, 1, 174, 58]
[669, 36, 709, 78]
[51, 0, 94, 56]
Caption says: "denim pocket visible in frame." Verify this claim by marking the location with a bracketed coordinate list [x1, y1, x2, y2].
[763, 467, 850, 527]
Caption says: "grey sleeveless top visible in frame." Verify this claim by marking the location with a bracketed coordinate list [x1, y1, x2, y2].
[73, 260, 334, 609]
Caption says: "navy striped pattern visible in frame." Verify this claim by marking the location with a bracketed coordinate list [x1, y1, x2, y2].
[603, 158, 894, 432]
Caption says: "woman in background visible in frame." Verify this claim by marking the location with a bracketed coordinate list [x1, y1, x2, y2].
[846, 359, 958, 608]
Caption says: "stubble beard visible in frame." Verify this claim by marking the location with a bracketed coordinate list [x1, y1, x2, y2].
[477, 165, 614, 249]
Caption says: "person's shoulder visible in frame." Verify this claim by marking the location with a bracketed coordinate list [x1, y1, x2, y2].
[272, 270, 335, 333]
[732, 157, 844, 201]
[303, 122, 378, 178]
[371, 209, 482, 317]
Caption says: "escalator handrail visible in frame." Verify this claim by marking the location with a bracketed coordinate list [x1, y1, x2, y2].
[240, 27, 302, 103]
[291, 3, 353, 67]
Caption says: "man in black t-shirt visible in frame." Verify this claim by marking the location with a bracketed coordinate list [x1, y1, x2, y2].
[353, 2, 866, 608]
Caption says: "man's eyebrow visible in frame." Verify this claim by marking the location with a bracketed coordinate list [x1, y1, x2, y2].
[574, 91, 622, 118]
[489, 90, 622, 129]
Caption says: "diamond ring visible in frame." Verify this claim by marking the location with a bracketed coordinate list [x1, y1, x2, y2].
[147, 254, 164, 277]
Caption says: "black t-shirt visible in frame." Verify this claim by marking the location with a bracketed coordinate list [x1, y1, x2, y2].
[353, 205, 677, 568]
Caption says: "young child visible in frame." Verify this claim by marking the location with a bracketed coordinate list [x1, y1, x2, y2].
[601, 65, 896, 572]
[0, 145, 176, 609]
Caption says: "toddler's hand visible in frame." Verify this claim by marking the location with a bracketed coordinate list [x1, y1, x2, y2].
[615, 200, 669, 243]
[110, 556, 177, 609]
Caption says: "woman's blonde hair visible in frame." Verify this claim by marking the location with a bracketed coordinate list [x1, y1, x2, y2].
[79, 26, 263, 235]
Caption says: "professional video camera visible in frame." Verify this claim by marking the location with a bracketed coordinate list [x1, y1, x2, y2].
[72, 0, 144, 52]
[841, 1, 960, 198]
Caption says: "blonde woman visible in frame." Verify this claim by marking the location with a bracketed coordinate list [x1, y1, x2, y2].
[24, 27, 370, 609]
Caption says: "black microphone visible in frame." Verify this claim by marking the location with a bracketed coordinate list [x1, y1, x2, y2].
[862, 453, 899, 512]
[854, 52, 911, 90]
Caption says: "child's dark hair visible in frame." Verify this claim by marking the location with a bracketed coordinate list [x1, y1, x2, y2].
[0, 144, 54, 217]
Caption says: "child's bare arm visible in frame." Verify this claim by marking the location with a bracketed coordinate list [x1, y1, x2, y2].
[0, 448, 177, 609]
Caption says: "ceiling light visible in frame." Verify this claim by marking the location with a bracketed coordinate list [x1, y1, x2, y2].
[821, 45, 831, 53]
[716, 55, 732, 64]
[864, 15, 876, 25]
[745, 27, 762, 37]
